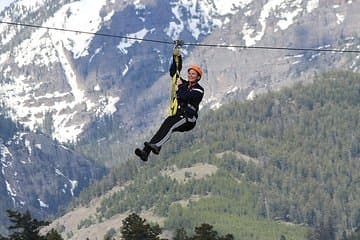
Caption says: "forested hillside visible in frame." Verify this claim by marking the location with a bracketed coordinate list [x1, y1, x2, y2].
[67, 71, 359, 239]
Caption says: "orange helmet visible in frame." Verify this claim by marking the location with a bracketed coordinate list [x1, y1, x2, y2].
[188, 65, 203, 79]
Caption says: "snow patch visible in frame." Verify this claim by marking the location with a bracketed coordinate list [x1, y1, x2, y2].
[247, 90, 256, 100]
[336, 13, 345, 24]
[13, 27, 58, 67]
[69, 179, 78, 196]
[55, 168, 78, 196]
[0, 52, 10, 65]
[212, 0, 253, 15]
[5, 180, 16, 197]
[0, 0, 13, 13]
[14, 0, 44, 10]
[134, 0, 145, 10]
[243, 0, 304, 46]
[38, 198, 49, 208]
[117, 28, 151, 54]
[277, 7, 303, 30]
[55, 168, 64, 176]
[211, 102, 222, 110]
[306, 0, 319, 13]
[96, 96, 120, 116]
[103, 96, 120, 115]
[166, 2, 185, 40]
[49, 35, 85, 104]
[1, 144, 12, 162]
[94, 84, 101, 91]
[227, 86, 239, 94]
[24, 139, 32, 155]
[122, 64, 129, 76]
[166, 0, 252, 40]
[46, 0, 114, 59]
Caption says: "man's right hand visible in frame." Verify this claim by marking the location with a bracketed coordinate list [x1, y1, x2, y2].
[176, 77, 183, 86]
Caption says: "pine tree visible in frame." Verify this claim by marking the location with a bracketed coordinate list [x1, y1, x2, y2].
[45, 229, 64, 240]
[0, 209, 63, 240]
[8, 210, 48, 240]
[174, 228, 189, 240]
[279, 235, 287, 240]
[306, 219, 336, 240]
[120, 213, 162, 240]
[218, 234, 234, 240]
[191, 223, 218, 240]
[341, 228, 360, 240]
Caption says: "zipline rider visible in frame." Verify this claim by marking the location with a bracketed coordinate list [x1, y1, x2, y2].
[135, 43, 205, 161]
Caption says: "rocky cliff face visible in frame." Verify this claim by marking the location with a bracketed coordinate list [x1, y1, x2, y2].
[1, 0, 231, 143]
[0, 114, 106, 230]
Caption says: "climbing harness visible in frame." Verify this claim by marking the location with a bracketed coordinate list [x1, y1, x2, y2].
[168, 40, 184, 116]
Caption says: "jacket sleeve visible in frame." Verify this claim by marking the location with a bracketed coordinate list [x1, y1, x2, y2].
[169, 55, 182, 77]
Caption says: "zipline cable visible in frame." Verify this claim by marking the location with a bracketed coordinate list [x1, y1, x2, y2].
[1, 20, 360, 53]
[0, 20, 172, 45]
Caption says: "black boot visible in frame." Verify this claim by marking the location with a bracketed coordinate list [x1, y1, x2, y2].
[144, 142, 161, 155]
[135, 147, 150, 161]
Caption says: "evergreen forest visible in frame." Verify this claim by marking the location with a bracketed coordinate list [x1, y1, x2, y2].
[67, 71, 360, 239]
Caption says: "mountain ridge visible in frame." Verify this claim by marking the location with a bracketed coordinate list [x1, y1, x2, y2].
[0, 113, 107, 232]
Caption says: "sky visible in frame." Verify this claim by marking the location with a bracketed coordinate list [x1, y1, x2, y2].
[0, 0, 14, 12]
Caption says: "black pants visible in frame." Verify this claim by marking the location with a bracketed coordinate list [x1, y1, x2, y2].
[149, 114, 196, 148]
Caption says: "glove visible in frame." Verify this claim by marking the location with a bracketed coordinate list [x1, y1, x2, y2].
[173, 47, 181, 56]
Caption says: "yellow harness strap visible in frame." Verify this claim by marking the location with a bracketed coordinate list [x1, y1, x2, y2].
[168, 55, 180, 116]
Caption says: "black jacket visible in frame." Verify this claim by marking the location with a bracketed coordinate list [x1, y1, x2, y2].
[169, 55, 204, 118]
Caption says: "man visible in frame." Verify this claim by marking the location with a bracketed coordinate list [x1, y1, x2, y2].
[135, 50, 204, 161]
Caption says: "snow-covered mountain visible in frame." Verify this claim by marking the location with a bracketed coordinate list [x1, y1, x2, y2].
[2, 0, 357, 145]
[0, 0, 252, 143]
[0, 112, 106, 231]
